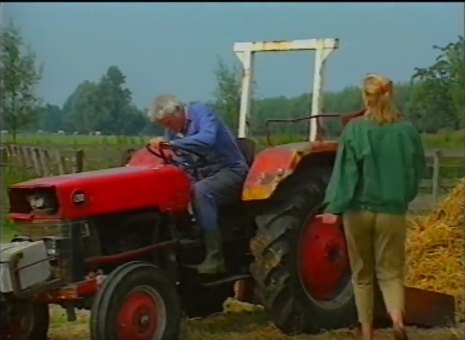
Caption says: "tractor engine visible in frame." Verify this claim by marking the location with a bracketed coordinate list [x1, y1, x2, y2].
[9, 186, 95, 285]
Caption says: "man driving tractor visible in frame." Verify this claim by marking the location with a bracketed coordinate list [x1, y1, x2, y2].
[147, 94, 249, 275]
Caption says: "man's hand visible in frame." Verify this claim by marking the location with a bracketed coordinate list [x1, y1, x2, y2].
[149, 137, 166, 149]
[316, 213, 340, 224]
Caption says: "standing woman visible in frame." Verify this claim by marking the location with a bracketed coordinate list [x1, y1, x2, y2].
[320, 74, 426, 340]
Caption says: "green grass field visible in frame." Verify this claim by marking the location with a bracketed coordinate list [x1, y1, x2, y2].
[2, 133, 149, 146]
[2, 129, 464, 148]
[1, 131, 464, 339]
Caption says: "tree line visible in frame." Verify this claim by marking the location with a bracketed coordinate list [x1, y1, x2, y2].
[1, 20, 463, 142]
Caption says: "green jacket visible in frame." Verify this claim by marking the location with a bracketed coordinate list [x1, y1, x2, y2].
[324, 116, 426, 215]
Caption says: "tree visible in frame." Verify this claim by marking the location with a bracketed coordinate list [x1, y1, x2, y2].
[211, 57, 261, 133]
[212, 57, 243, 132]
[37, 104, 63, 132]
[61, 81, 105, 133]
[409, 36, 465, 132]
[96, 66, 133, 134]
[0, 21, 43, 142]
[60, 66, 150, 135]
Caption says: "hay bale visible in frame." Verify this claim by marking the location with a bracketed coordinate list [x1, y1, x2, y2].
[405, 178, 465, 319]
[222, 297, 264, 314]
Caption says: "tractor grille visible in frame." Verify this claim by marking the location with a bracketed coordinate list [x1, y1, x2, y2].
[15, 220, 72, 241]
[13, 220, 90, 283]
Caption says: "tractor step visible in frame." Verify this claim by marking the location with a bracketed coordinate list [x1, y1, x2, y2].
[178, 238, 202, 247]
[179, 263, 250, 287]
[201, 274, 250, 288]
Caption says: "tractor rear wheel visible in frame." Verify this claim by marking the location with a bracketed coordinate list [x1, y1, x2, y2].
[90, 261, 182, 340]
[250, 169, 357, 335]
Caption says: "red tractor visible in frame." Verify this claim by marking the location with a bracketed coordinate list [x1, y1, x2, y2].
[1, 38, 453, 340]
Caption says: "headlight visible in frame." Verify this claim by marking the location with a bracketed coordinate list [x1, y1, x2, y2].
[25, 190, 58, 215]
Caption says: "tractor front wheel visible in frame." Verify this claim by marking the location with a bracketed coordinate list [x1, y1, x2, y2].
[90, 261, 182, 340]
[250, 169, 357, 335]
[2, 300, 49, 340]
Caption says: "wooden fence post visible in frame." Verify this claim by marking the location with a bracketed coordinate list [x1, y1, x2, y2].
[31, 148, 42, 176]
[0, 147, 6, 165]
[38, 148, 50, 177]
[5, 145, 13, 158]
[20, 146, 29, 171]
[16, 146, 25, 168]
[10, 145, 17, 157]
[431, 149, 441, 204]
[54, 149, 66, 175]
[73, 149, 84, 173]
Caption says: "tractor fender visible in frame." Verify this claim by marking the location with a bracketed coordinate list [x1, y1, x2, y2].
[242, 141, 339, 201]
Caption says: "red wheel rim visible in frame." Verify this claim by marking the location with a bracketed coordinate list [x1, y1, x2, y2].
[299, 215, 350, 302]
[117, 287, 166, 340]
[6, 303, 34, 339]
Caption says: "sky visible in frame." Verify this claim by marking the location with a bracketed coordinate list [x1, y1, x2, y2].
[3, 2, 464, 109]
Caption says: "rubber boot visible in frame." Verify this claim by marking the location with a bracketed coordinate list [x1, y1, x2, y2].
[393, 327, 409, 340]
[196, 229, 226, 275]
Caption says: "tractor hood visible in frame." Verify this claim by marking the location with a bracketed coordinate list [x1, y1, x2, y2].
[10, 165, 162, 188]
[8, 165, 192, 222]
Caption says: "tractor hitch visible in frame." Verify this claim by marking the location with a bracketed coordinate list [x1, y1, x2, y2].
[375, 285, 456, 327]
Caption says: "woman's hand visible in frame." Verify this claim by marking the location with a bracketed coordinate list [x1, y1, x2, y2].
[317, 213, 340, 224]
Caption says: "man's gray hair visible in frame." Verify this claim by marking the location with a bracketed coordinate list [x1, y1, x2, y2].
[148, 94, 184, 121]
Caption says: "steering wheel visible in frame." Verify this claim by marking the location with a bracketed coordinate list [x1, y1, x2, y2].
[145, 142, 209, 177]
[145, 142, 172, 164]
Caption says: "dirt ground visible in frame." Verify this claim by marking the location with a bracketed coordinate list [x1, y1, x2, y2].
[48, 307, 464, 340]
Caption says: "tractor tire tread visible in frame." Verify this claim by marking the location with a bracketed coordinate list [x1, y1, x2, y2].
[250, 168, 356, 335]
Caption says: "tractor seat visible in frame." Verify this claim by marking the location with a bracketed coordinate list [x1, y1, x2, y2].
[236, 138, 256, 166]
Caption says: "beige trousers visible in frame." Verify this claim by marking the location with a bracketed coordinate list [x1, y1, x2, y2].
[343, 211, 407, 324]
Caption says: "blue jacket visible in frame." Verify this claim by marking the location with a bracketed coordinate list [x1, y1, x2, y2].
[165, 102, 248, 177]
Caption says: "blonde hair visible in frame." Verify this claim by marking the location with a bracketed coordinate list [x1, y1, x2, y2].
[362, 74, 401, 124]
